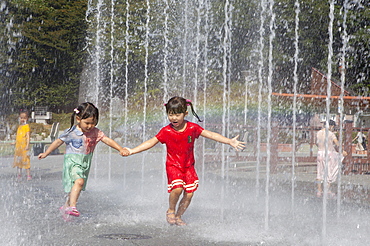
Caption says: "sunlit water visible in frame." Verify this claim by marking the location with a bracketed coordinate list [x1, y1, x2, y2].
[2, 0, 368, 245]
[1, 153, 370, 245]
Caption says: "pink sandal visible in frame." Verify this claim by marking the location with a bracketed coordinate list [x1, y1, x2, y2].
[66, 206, 80, 217]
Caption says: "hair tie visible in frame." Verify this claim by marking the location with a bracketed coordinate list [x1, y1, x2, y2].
[186, 99, 192, 105]
[74, 108, 80, 114]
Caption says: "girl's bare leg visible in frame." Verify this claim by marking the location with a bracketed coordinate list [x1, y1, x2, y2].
[175, 191, 194, 219]
[68, 178, 84, 207]
[17, 168, 22, 176]
[167, 188, 194, 225]
[26, 168, 31, 179]
[167, 188, 182, 216]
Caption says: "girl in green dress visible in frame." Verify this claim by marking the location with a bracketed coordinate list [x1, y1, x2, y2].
[38, 102, 128, 217]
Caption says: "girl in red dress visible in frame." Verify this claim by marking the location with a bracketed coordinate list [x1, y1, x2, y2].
[125, 96, 245, 226]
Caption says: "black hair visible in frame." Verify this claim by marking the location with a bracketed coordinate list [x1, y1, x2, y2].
[165, 96, 202, 122]
[329, 119, 336, 126]
[19, 109, 28, 117]
[70, 102, 99, 129]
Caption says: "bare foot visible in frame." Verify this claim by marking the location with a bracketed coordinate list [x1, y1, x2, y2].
[166, 211, 176, 225]
[175, 217, 187, 226]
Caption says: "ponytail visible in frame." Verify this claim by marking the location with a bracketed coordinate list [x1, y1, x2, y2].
[185, 99, 202, 122]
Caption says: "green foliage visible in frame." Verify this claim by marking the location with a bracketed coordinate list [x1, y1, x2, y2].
[272, 0, 370, 94]
[345, 1, 370, 94]
[1, 0, 87, 113]
[50, 112, 72, 130]
[1, 0, 369, 119]
[29, 122, 49, 136]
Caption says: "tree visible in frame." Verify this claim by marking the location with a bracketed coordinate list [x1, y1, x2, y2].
[344, 0, 370, 95]
[1, 0, 88, 113]
[272, 0, 370, 95]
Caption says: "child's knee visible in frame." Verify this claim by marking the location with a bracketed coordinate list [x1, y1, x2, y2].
[184, 192, 194, 200]
[74, 178, 84, 187]
[171, 187, 183, 195]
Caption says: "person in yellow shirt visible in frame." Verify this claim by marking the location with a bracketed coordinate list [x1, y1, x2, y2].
[13, 111, 31, 180]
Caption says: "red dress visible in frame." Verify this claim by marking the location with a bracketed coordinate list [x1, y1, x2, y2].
[156, 121, 204, 193]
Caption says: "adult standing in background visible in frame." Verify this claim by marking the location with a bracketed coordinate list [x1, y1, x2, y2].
[316, 120, 347, 198]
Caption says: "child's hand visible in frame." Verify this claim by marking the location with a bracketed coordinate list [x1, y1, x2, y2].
[230, 135, 246, 151]
[38, 153, 48, 159]
[120, 147, 131, 156]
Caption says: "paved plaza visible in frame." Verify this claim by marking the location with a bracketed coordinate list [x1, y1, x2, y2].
[1, 151, 370, 246]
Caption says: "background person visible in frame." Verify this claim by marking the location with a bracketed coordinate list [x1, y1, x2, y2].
[316, 120, 347, 198]
[12, 111, 31, 181]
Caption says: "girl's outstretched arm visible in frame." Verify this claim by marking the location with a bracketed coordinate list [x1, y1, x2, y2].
[127, 137, 159, 155]
[38, 139, 64, 159]
[200, 129, 245, 151]
[101, 136, 130, 156]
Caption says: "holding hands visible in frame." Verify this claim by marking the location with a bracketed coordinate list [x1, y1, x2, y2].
[120, 147, 131, 156]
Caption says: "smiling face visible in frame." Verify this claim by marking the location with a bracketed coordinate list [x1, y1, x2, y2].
[76, 116, 97, 133]
[168, 112, 188, 131]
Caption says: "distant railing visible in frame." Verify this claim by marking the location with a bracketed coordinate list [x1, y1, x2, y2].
[205, 121, 370, 175]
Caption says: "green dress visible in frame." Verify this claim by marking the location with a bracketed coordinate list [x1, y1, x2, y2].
[59, 126, 105, 192]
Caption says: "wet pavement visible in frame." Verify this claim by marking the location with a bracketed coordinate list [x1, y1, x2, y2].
[1, 151, 370, 246]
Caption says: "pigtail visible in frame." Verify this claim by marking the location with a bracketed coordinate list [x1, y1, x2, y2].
[69, 107, 82, 131]
[186, 99, 203, 122]
[69, 112, 75, 130]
